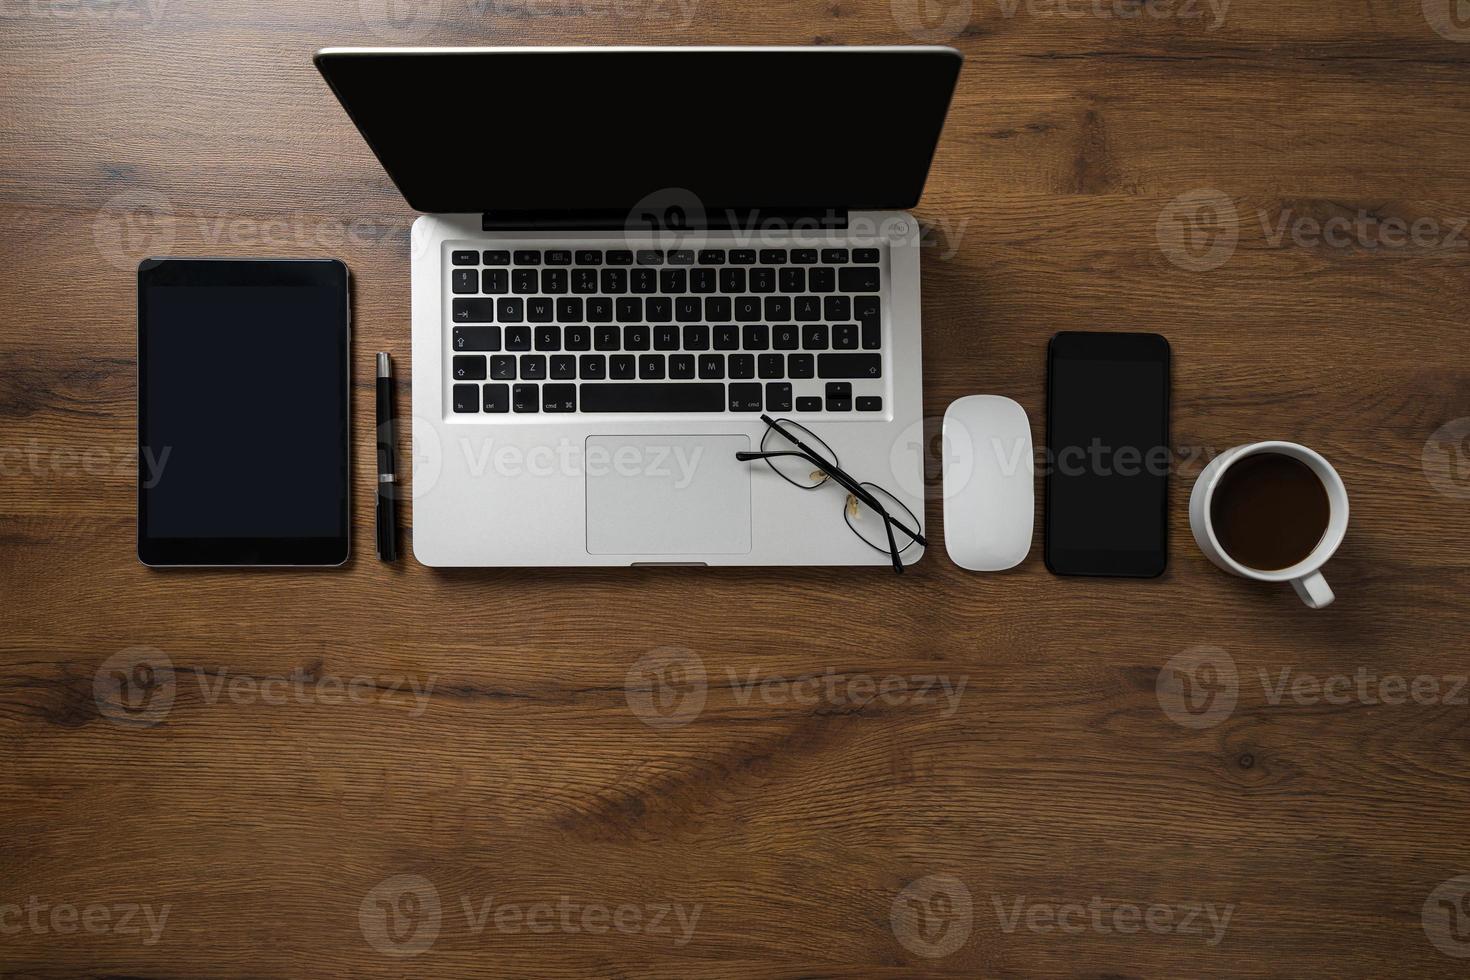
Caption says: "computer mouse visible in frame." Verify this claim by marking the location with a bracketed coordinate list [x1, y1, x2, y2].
[942, 395, 1035, 571]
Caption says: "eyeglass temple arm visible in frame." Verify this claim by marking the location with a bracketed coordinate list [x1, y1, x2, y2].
[736, 447, 928, 548]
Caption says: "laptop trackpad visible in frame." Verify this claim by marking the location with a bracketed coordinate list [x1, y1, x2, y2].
[585, 435, 752, 556]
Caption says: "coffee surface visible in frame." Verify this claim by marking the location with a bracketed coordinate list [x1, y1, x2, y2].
[1210, 452, 1330, 571]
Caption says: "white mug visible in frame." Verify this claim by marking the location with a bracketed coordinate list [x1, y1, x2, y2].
[1189, 441, 1349, 609]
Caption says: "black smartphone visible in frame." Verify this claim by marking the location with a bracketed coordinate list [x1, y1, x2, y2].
[1044, 331, 1171, 577]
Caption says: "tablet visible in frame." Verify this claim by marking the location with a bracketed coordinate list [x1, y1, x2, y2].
[138, 258, 351, 566]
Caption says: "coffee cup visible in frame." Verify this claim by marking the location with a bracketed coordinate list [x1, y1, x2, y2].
[1189, 441, 1348, 608]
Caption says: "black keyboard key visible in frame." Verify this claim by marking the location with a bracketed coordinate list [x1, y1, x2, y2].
[535, 325, 561, 351]
[631, 268, 658, 294]
[839, 267, 881, 292]
[452, 269, 478, 294]
[482, 269, 508, 294]
[794, 296, 821, 321]
[544, 249, 572, 266]
[773, 324, 800, 350]
[821, 248, 850, 264]
[454, 326, 501, 351]
[698, 354, 725, 379]
[505, 326, 532, 351]
[452, 250, 479, 266]
[759, 248, 788, 264]
[742, 324, 769, 350]
[766, 382, 793, 412]
[482, 250, 510, 266]
[802, 324, 829, 349]
[729, 353, 755, 379]
[854, 248, 880, 263]
[729, 249, 756, 264]
[543, 383, 577, 413]
[483, 383, 509, 413]
[610, 354, 636, 380]
[758, 353, 784, 379]
[581, 382, 725, 413]
[713, 325, 740, 350]
[796, 396, 821, 412]
[564, 325, 590, 350]
[453, 298, 496, 323]
[540, 268, 567, 294]
[639, 353, 666, 379]
[779, 267, 805, 293]
[808, 267, 835, 293]
[645, 297, 672, 323]
[826, 381, 852, 412]
[764, 296, 791, 321]
[683, 324, 710, 350]
[527, 298, 554, 323]
[579, 354, 607, 379]
[453, 383, 479, 413]
[675, 297, 702, 322]
[587, 298, 614, 322]
[669, 354, 695, 379]
[819, 353, 881, 379]
[594, 325, 620, 351]
[654, 325, 680, 350]
[856, 296, 881, 349]
[690, 268, 717, 293]
[606, 249, 634, 265]
[720, 268, 747, 293]
[623, 325, 650, 350]
[557, 297, 584, 321]
[857, 396, 883, 412]
[490, 355, 516, 380]
[519, 355, 547, 380]
[750, 268, 776, 293]
[705, 296, 731, 321]
[550, 354, 576, 379]
[616, 298, 643, 323]
[513, 383, 539, 413]
[660, 269, 687, 293]
[513, 249, 541, 265]
[572, 268, 598, 294]
[788, 353, 815, 378]
[791, 249, 818, 264]
[512, 269, 537, 294]
[668, 249, 695, 265]
[697, 249, 727, 264]
[575, 249, 603, 265]
[833, 324, 859, 349]
[734, 297, 761, 321]
[601, 268, 628, 294]
[635, 249, 664, 265]
[453, 355, 486, 381]
[824, 295, 851, 321]
[729, 382, 762, 412]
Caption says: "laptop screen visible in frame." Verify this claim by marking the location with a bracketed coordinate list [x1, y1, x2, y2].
[315, 47, 962, 216]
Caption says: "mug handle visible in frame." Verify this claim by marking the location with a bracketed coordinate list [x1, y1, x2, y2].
[1291, 571, 1335, 609]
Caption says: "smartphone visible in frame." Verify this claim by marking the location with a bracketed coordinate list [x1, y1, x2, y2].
[1044, 332, 1171, 577]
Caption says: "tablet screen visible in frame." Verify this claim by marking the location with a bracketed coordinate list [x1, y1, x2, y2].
[138, 259, 350, 566]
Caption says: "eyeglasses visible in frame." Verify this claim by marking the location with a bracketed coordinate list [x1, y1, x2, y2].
[736, 414, 927, 574]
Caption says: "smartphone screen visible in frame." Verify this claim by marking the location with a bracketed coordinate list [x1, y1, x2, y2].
[1045, 332, 1171, 577]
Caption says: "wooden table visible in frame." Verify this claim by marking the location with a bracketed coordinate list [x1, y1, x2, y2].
[3, 1, 1468, 976]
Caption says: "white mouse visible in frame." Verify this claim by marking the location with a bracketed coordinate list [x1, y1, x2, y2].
[942, 395, 1035, 571]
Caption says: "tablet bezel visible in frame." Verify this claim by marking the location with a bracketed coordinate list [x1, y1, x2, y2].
[137, 257, 351, 567]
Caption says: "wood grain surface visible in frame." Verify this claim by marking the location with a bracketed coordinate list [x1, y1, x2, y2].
[3, 0, 1470, 976]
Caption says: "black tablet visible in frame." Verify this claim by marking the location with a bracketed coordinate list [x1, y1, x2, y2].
[138, 258, 351, 566]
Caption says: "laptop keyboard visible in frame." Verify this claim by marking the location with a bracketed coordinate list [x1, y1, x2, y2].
[445, 247, 885, 416]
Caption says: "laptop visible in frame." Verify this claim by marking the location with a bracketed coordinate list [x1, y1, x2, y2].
[315, 46, 963, 568]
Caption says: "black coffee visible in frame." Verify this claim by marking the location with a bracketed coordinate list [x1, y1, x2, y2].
[1210, 452, 1330, 571]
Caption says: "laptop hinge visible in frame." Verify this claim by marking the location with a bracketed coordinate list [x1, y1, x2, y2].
[480, 208, 850, 233]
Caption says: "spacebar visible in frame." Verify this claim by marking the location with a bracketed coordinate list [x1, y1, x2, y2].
[580, 383, 725, 412]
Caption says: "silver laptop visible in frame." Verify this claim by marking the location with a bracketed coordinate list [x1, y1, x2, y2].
[316, 46, 962, 568]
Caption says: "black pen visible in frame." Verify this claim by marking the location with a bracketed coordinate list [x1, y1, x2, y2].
[375, 352, 399, 562]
